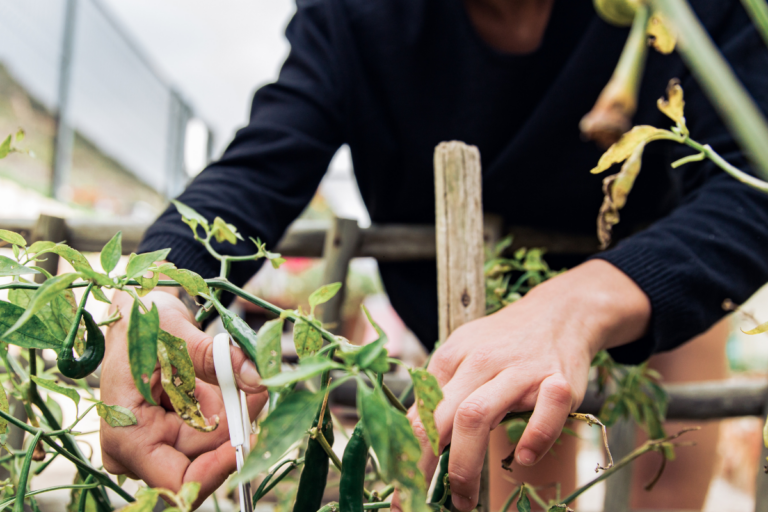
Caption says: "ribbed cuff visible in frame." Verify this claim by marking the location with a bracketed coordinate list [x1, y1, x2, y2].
[592, 242, 694, 365]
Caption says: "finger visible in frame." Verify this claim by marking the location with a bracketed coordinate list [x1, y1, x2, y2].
[448, 369, 532, 511]
[515, 374, 573, 467]
[184, 441, 240, 508]
[391, 490, 402, 512]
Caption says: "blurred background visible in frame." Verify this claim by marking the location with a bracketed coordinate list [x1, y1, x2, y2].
[1, 1, 768, 511]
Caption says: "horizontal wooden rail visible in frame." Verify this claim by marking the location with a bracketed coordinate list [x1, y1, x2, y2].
[0, 217, 599, 260]
[332, 376, 768, 421]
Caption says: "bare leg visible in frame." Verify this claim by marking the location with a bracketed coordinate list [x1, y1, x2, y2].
[630, 319, 730, 510]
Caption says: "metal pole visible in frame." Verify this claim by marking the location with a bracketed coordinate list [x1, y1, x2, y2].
[51, 0, 78, 200]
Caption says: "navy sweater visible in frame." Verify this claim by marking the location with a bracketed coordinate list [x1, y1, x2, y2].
[139, 0, 768, 364]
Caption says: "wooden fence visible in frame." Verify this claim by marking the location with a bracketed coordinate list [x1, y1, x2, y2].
[1, 213, 767, 511]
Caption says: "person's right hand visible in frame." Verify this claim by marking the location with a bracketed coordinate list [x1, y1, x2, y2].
[100, 289, 268, 504]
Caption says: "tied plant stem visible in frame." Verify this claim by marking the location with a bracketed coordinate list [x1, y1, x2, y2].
[740, 0, 768, 49]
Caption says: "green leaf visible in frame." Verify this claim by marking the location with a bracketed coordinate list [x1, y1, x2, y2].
[409, 369, 443, 456]
[0, 229, 26, 248]
[256, 318, 283, 380]
[357, 305, 388, 370]
[27, 241, 55, 255]
[171, 200, 209, 228]
[100, 231, 122, 274]
[233, 390, 322, 485]
[211, 216, 241, 244]
[120, 487, 159, 512]
[90, 286, 111, 305]
[30, 375, 79, 408]
[506, 418, 528, 444]
[39, 244, 93, 273]
[14, 129, 24, 143]
[0, 135, 11, 159]
[127, 300, 159, 405]
[517, 486, 531, 512]
[96, 403, 137, 427]
[159, 266, 209, 297]
[308, 282, 342, 314]
[547, 504, 567, 512]
[67, 473, 97, 512]
[157, 329, 217, 432]
[134, 272, 159, 297]
[2, 274, 79, 339]
[78, 267, 114, 288]
[358, 383, 428, 512]
[125, 249, 171, 280]
[8, 279, 78, 343]
[260, 358, 341, 388]
[293, 319, 322, 359]
[0, 384, 8, 439]
[0, 255, 39, 277]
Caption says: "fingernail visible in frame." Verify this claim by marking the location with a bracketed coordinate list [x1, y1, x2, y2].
[238, 360, 262, 391]
[517, 448, 536, 466]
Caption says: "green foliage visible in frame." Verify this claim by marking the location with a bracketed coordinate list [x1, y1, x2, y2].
[256, 318, 283, 380]
[127, 301, 159, 406]
[409, 369, 443, 456]
[30, 376, 79, 408]
[96, 404, 137, 428]
[100, 232, 122, 275]
[292, 319, 323, 359]
[0, 302, 62, 350]
[308, 282, 341, 316]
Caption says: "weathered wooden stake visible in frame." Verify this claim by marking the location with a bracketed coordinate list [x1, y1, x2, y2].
[434, 141, 488, 511]
[319, 217, 361, 331]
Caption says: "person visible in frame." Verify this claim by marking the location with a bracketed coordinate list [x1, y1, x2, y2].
[99, 0, 768, 510]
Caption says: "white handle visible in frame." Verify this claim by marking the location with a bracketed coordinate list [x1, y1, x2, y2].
[212, 333, 245, 447]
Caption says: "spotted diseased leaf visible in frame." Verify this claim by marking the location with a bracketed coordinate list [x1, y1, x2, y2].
[597, 140, 645, 249]
[590, 126, 675, 175]
[134, 272, 159, 297]
[261, 357, 341, 388]
[127, 300, 159, 405]
[171, 200, 209, 229]
[647, 13, 676, 54]
[177, 482, 200, 510]
[157, 329, 217, 432]
[8, 278, 80, 344]
[100, 231, 122, 274]
[256, 318, 283, 379]
[125, 249, 171, 281]
[30, 375, 79, 408]
[293, 318, 322, 359]
[657, 79, 685, 128]
[409, 369, 443, 456]
[119, 487, 159, 512]
[211, 217, 242, 244]
[3, 273, 80, 339]
[232, 390, 322, 485]
[158, 265, 209, 297]
[0, 255, 38, 277]
[0, 230, 25, 249]
[96, 403, 137, 427]
[0, 301, 62, 348]
[358, 384, 429, 512]
[744, 320, 768, 335]
[308, 282, 342, 315]
[78, 267, 115, 288]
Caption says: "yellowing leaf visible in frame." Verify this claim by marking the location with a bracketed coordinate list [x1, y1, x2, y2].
[211, 217, 242, 244]
[256, 318, 283, 380]
[293, 319, 322, 359]
[597, 141, 646, 249]
[157, 329, 217, 432]
[160, 266, 209, 297]
[409, 369, 443, 456]
[647, 13, 676, 54]
[743, 320, 768, 335]
[657, 79, 686, 128]
[593, 0, 640, 26]
[590, 126, 674, 174]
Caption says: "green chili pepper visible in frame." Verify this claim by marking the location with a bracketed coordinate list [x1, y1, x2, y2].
[57, 310, 105, 379]
[210, 296, 259, 367]
[430, 446, 450, 504]
[293, 402, 334, 512]
[340, 421, 369, 512]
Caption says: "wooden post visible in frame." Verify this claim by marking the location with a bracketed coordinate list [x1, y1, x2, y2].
[31, 214, 66, 282]
[434, 141, 487, 510]
[319, 217, 361, 332]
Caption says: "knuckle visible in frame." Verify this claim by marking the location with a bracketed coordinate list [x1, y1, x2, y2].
[543, 375, 574, 407]
[448, 461, 476, 491]
[187, 334, 216, 380]
[455, 399, 489, 431]
[525, 421, 558, 447]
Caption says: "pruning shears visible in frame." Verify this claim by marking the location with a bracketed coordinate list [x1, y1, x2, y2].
[213, 333, 254, 512]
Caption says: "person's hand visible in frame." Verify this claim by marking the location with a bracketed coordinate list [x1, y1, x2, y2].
[402, 260, 651, 512]
[100, 289, 268, 504]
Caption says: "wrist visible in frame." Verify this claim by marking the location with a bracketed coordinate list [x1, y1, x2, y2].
[524, 259, 651, 357]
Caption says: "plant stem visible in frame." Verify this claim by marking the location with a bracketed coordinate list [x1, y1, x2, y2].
[740, 0, 768, 49]
[313, 428, 343, 471]
[499, 486, 521, 512]
[684, 138, 768, 192]
[14, 430, 42, 512]
[62, 282, 94, 353]
[380, 379, 408, 414]
[0, 408, 133, 503]
[649, 0, 768, 180]
[318, 502, 391, 511]
[0, 483, 101, 510]
[77, 476, 95, 512]
[252, 458, 303, 505]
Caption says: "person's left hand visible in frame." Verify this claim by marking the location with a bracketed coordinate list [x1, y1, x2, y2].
[397, 259, 651, 512]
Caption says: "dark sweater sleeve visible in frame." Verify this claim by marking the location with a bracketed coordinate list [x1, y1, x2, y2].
[138, 0, 346, 287]
[596, 4, 768, 364]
